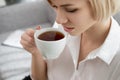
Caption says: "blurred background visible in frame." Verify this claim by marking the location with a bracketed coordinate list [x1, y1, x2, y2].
[0, 0, 55, 80]
[0, 0, 37, 7]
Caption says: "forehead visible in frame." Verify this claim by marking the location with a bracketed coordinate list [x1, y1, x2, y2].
[48, 0, 86, 6]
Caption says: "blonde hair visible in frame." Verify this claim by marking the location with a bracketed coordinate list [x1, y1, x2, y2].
[89, 0, 120, 22]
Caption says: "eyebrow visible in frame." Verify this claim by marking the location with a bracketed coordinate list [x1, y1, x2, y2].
[47, 0, 52, 4]
[47, 0, 73, 7]
[60, 4, 73, 7]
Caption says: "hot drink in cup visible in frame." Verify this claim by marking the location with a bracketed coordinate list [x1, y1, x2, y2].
[34, 28, 67, 59]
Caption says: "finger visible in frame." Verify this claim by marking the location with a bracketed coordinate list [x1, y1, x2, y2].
[25, 28, 35, 37]
[21, 32, 34, 43]
[20, 38, 35, 49]
[20, 39, 37, 54]
[36, 26, 41, 30]
[20, 40, 35, 48]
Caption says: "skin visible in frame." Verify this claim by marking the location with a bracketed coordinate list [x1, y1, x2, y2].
[20, 0, 111, 79]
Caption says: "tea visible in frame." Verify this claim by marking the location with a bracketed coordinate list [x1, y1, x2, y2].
[38, 31, 64, 41]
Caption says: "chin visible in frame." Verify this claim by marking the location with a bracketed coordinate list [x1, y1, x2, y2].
[68, 32, 79, 36]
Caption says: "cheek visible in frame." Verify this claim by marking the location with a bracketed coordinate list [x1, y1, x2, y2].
[68, 14, 96, 35]
[69, 11, 96, 28]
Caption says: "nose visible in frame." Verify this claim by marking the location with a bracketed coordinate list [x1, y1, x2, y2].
[55, 9, 68, 24]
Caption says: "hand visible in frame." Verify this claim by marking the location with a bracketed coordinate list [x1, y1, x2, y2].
[20, 26, 41, 56]
[21, 26, 47, 80]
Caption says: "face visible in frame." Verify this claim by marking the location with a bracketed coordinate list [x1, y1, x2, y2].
[48, 0, 97, 36]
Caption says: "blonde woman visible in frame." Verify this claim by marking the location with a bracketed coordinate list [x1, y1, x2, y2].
[21, 0, 120, 80]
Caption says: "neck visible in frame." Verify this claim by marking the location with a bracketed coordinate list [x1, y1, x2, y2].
[78, 18, 111, 62]
[82, 18, 111, 44]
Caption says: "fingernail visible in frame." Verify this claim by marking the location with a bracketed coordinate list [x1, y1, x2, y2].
[36, 26, 41, 30]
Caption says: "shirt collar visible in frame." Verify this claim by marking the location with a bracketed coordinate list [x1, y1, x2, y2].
[95, 17, 120, 65]
[55, 17, 120, 66]
[85, 17, 120, 65]
[54, 22, 80, 68]
[66, 17, 120, 65]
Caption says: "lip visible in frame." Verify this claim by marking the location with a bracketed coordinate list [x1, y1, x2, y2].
[63, 26, 74, 32]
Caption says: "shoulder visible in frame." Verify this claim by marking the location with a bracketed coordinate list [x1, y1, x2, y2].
[111, 49, 120, 66]
[109, 51, 120, 79]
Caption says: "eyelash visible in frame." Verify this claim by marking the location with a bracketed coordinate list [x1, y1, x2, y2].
[66, 9, 78, 13]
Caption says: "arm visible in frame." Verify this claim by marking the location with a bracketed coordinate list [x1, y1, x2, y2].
[20, 28, 47, 80]
[31, 51, 47, 80]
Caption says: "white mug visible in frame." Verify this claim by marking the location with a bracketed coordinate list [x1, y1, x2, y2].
[34, 28, 67, 59]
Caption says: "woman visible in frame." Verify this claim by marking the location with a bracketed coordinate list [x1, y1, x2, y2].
[21, 0, 120, 80]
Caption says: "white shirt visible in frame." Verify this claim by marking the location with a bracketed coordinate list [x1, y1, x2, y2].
[46, 17, 120, 80]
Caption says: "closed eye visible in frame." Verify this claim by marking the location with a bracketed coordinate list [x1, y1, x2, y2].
[52, 5, 57, 9]
[66, 9, 78, 13]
